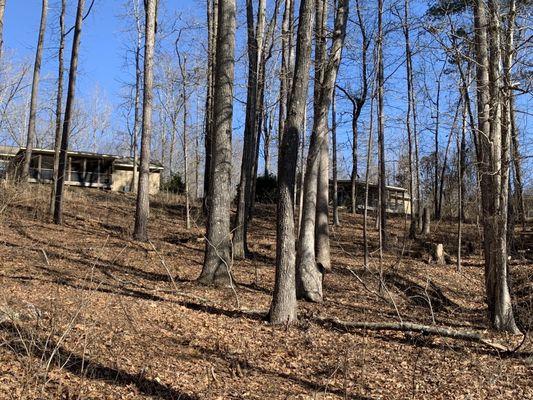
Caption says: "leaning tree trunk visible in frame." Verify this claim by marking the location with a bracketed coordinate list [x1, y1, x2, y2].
[23, 0, 48, 178]
[53, 0, 84, 225]
[50, 0, 66, 216]
[269, 0, 314, 325]
[198, 0, 236, 286]
[473, 0, 519, 333]
[133, 0, 157, 241]
[297, 0, 349, 302]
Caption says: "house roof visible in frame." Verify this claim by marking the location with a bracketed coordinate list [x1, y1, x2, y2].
[0, 145, 19, 157]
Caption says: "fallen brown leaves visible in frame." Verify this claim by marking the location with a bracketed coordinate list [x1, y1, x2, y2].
[0, 185, 531, 399]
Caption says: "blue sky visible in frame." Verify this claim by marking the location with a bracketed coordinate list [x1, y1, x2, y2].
[3, 0, 203, 108]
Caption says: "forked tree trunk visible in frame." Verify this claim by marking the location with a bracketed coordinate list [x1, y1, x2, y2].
[50, 0, 66, 216]
[269, 0, 314, 325]
[23, 0, 48, 178]
[53, 0, 85, 225]
[133, 0, 157, 241]
[198, 0, 236, 286]
[473, 0, 518, 333]
[297, 0, 349, 302]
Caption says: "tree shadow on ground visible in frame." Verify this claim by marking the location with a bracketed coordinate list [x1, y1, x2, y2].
[0, 321, 198, 400]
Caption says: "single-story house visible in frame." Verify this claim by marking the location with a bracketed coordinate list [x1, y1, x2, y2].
[332, 179, 411, 215]
[1, 146, 163, 195]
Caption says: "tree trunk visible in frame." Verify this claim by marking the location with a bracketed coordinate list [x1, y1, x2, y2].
[50, 0, 66, 216]
[132, 0, 143, 193]
[422, 206, 430, 235]
[331, 88, 339, 226]
[53, 0, 85, 225]
[473, 0, 519, 333]
[23, 0, 48, 178]
[133, 0, 157, 241]
[376, 0, 387, 249]
[0, 0, 6, 61]
[277, 0, 293, 154]
[179, 54, 191, 230]
[203, 0, 218, 215]
[297, 0, 349, 302]
[402, 0, 416, 238]
[198, 0, 236, 286]
[234, 0, 265, 259]
[269, 0, 314, 325]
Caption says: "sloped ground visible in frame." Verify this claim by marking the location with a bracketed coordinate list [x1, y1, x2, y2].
[0, 184, 531, 399]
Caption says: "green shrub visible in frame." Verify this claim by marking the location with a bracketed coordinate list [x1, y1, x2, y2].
[161, 173, 185, 194]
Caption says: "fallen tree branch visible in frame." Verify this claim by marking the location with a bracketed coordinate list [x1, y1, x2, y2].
[315, 316, 512, 352]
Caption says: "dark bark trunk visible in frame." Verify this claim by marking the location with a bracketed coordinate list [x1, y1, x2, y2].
[377, 0, 387, 249]
[331, 89, 339, 226]
[53, 0, 85, 225]
[50, 0, 66, 216]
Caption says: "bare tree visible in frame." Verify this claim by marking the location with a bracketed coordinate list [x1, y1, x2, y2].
[269, 0, 314, 325]
[23, 0, 48, 178]
[376, 0, 387, 249]
[233, 0, 266, 259]
[203, 0, 218, 214]
[331, 87, 339, 226]
[296, 0, 349, 302]
[133, 0, 157, 241]
[198, 0, 236, 286]
[131, 0, 143, 192]
[53, 0, 85, 225]
[50, 0, 66, 216]
[177, 51, 191, 230]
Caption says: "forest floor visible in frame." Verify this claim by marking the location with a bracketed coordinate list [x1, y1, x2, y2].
[0, 184, 532, 400]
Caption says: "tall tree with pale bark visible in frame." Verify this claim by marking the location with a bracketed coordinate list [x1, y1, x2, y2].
[296, 0, 349, 302]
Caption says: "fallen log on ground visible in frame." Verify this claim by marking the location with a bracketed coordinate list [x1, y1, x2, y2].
[315, 316, 515, 352]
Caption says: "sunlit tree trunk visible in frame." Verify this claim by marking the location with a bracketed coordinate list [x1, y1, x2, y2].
[198, 0, 236, 286]
[297, 0, 349, 302]
[0, 0, 6, 61]
[331, 88, 339, 226]
[269, 0, 314, 325]
[133, 0, 157, 241]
